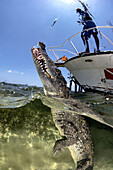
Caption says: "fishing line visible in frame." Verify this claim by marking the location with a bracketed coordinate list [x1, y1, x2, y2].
[107, 20, 113, 32]
[49, 0, 78, 31]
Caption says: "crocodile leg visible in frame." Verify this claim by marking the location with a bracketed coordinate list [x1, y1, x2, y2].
[53, 137, 70, 154]
[53, 137, 93, 170]
[52, 109, 94, 169]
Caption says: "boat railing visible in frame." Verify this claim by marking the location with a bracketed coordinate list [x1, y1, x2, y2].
[47, 26, 113, 61]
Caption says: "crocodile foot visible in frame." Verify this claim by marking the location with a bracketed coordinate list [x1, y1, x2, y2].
[76, 158, 93, 170]
[53, 139, 65, 155]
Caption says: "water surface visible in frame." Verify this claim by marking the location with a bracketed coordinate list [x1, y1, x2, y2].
[0, 82, 113, 170]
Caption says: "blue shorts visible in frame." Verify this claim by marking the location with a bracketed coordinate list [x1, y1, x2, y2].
[82, 20, 98, 39]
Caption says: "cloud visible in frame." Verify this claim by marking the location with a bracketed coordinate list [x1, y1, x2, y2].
[8, 70, 13, 73]
[7, 70, 24, 75]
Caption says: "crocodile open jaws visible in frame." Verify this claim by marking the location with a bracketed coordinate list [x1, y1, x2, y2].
[31, 42, 94, 170]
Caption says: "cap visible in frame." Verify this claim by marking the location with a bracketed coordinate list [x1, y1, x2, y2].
[76, 8, 81, 13]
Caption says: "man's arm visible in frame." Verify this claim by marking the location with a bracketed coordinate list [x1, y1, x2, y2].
[78, 0, 88, 11]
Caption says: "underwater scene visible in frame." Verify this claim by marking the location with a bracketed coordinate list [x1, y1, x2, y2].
[0, 82, 113, 170]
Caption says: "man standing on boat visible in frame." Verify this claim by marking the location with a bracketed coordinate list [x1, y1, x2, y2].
[76, 1, 100, 53]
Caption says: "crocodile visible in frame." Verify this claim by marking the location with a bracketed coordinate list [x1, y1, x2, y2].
[31, 42, 94, 169]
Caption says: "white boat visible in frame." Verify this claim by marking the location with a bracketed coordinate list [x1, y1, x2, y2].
[48, 26, 113, 93]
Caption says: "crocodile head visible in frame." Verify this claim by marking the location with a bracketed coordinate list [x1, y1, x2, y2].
[31, 42, 70, 98]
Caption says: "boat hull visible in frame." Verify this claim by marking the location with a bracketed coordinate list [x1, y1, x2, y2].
[65, 51, 113, 93]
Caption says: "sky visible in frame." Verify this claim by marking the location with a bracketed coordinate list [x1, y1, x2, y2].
[0, 0, 113, 87]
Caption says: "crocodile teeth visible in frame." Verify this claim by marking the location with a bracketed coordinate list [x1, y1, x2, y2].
[45, 72, 51, 78]
[33, 49, 53, 79]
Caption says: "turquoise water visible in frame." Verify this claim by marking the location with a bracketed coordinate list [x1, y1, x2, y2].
[0, 82, 113, 170]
